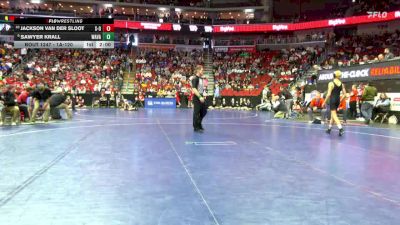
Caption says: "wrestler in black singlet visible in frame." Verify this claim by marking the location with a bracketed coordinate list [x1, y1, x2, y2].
[329, 80, 342, 110]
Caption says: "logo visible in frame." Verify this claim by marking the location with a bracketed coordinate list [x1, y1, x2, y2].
[172, 24, 181, 31]
[272, 24, 288, 31]
[204, 26, 213, 33]
[140, 22, 161, 30]
[189, 25, 198, 32]
[395, 11, 400, 18]
[370, 66, 400, 76]
[214, 47, 228, 52]
[220, 26, 235, 32]
[341, 69, 370, 79]
[148, 101, 153, 106]
[367, 11, 388, 18]
[328, 19, 346, 26]
[318, 73, 334, 81]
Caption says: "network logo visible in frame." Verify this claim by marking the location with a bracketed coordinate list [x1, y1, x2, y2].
[328, 19, 346, 26]
[204, 26, 213, 33]
[173, 24, 182, 31]
[140, 22, 161, 30]
[189, 25, 198, 32]
[220, 26, 235, 32]
[272, 24, 288, 31]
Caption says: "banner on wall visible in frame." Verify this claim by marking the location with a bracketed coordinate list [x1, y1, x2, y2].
[317, 60, 400, 83]
[227, 46, 256, 53]
[213, 46, 256, 53]
[138, 43, 176, 49]
[145, 98, 176, 108]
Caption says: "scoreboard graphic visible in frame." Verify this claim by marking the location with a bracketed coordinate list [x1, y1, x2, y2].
[13, 18, 114, 49]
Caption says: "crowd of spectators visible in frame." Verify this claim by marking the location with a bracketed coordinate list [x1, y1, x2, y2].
[213, 46, 323, 96]
[0, 43, 22, 79]
[2, 49, 127, 94]
[133, 49, 203, 103]
[315, 31, 400, 71]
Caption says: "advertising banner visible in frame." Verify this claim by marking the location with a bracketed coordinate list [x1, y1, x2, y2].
[145, 98, 176, 109]
[317, 60, 400, 83]
[212, 10, 400, 33]
[138, 43, 176, 49]
[227, 46, 256, 53]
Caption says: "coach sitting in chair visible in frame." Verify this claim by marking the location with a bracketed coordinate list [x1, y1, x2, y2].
[307, 92, 327, 123]
[30, 83, 52, 123]
[0, 85, 20, 126]
[373, 93, 391, 122]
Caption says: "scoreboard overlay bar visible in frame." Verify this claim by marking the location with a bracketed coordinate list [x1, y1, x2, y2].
[14, 18, 114, 49]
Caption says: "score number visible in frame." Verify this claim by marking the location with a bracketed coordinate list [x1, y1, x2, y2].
[94, 24, 114, 32]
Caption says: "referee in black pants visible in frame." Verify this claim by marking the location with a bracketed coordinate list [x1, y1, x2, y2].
[191, 65, 207, 133]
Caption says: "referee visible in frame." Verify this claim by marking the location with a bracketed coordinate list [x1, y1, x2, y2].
[191, 65, 207, 133]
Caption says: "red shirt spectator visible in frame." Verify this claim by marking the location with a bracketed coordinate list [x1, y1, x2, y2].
[17, 90, 29, 104]
[338, 97, 347, 110]
[309, 96, 325, 109]
[350, 89, 358, 102]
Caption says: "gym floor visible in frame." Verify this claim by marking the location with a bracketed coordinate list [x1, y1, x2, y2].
[1, 108, 399, 225]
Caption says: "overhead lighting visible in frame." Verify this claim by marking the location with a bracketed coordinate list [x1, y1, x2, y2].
[175, 8, 181, 12]
[49, 8, 52, 10]
[229, 12, 231, 15]
[104, 4, 113, 8]
[44, 4, 47, 6]
[30, 0, 41, 3]
[87, 6, 90, 9]
[108, 15, 112, 18]
[146, 9, 148, 12]
[158, 7, 167, 11]
[122, 7, 125, 10]
[70, 5, 73, 8]
[244, 9, 254, 13]
[80, 8, 83, 11]
[26, 2, 30, 5]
